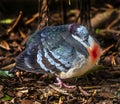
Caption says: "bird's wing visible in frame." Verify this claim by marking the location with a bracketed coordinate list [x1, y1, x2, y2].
[38, 27, 76, 73]
[14, 43, 46, 73]
[13, 26, 75, 73]
[60, 31, 89, 58]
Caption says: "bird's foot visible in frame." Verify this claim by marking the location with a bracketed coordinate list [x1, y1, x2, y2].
[54, 77, 76, 89]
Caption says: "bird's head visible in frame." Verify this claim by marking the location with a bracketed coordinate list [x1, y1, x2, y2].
[68, 23, 102, 64]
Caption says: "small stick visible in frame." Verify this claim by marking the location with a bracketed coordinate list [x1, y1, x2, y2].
[1, 63, 15, 70]
[87, 90, 97, 103]
[49, 84, 73, 97]
[102, 44, 114, 55]
[79, 86, 91, 96]
[7, 11, 23, 33]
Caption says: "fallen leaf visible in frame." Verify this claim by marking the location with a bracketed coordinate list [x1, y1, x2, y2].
[21, 99, 33, 104]
[0, 40, 10, 50]
[0, 91, 4, 98]
[19, 29, 26, 39]
[0, 85, 3, 91]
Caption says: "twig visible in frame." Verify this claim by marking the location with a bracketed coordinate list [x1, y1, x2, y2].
[37, 0, 48, 29]
[100, 29, 120, 35]
[91, 9, 115, 28]
[82, 86, 102, 90]
[49, 84, 73, 97]
[102, 44, 114, 55]
[25, 13, 39, 25]
[115, 38, 120, 47]
[107, 14, 120, 29]
[111, 56, 116, 66]
[79, 86, 91, 96]
[82, 84, 120, 90]
[87, 90, 97, 103]
[7, 11, 23, 33]
[1, 63, 15, 70]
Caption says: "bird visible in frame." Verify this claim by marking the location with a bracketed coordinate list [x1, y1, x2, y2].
[10, 23, 102, 88]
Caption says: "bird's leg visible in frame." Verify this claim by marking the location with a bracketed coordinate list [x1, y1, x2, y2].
[54, 77, 76, 89]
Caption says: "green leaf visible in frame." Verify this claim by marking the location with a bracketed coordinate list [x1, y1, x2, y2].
[0, 18, 14, 24]
[95, 28, 100, 34]
[114, 89, 120, 98]
[0, 71, 14, 77]
[0, 95, 11, 101]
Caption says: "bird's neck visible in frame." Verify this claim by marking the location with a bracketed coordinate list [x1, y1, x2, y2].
[88, 42, 101, 64]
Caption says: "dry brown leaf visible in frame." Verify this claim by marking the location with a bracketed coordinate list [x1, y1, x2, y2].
[0, 40, 10, 50]
[19, 29, 26, 39]
[21, 99, 33, 104]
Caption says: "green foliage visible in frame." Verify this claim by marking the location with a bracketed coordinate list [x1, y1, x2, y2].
[0, 18, 14, 24]
[95, 28, 100, 34]
[114, 89, 120, 98]
[0, 95, 11, 101]
[0, 71, 14, 77]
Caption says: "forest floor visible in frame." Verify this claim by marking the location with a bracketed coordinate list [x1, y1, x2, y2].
[0, 1, 120, 104]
